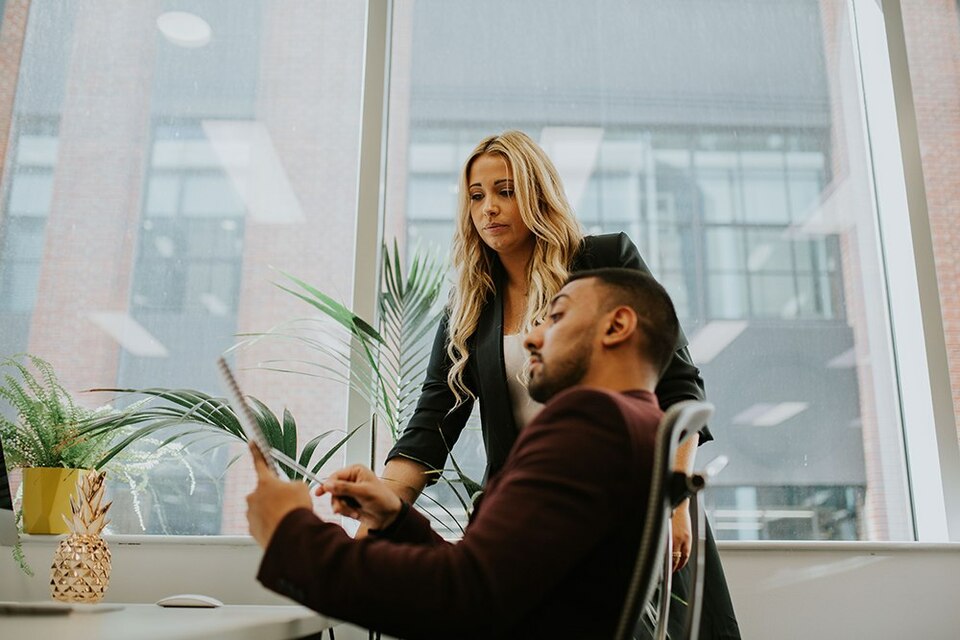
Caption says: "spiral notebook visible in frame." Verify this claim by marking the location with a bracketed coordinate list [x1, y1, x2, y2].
[216, 357, 327, 485]
[216, 357, 285, 478]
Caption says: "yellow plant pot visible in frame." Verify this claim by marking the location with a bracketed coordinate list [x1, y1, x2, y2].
[22, 467, 85, 535]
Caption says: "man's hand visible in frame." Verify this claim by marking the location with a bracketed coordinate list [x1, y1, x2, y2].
[671, 499, 692, 572]
[352, 458, 429, 539]
[246, 444, 313, 548]
[316, 464, 403, 532]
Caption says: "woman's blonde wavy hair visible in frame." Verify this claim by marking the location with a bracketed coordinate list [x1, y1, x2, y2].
[446, 130, 584, 404]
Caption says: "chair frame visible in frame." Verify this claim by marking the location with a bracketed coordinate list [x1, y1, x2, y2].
[614, 400, 714, 640]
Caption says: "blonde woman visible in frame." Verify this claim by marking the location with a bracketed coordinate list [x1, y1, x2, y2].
[383, 130, 739, 639]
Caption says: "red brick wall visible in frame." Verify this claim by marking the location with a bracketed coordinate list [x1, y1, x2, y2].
[901, 0, 960, 436]
[27, 0, 158, 397]
[219, 1, 366, 533]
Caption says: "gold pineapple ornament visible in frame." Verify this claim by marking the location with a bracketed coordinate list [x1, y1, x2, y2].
[50, 470, 112, 603]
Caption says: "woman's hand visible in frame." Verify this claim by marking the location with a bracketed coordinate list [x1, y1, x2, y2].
[316, 464, 404, 532]
[671, 499, 692, 572]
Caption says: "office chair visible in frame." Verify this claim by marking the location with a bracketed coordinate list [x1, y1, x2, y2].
[614, 400, 715, 640]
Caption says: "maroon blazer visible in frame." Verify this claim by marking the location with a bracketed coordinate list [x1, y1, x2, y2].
[257, 387, 662, 639]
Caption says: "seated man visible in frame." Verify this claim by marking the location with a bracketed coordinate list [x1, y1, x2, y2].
[246, 267, 685, 639]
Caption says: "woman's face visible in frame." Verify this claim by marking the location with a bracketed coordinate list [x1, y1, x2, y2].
[467, 153, 535, 259]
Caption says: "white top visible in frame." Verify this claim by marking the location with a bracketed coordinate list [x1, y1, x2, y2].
[503, 333, 544, 430]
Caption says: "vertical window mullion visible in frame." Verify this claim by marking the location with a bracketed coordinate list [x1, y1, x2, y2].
[345, 0, 393, 467]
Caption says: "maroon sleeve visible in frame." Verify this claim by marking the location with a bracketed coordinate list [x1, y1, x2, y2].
[256, 388, 636, 639]
[368, 500, 445, 545]
[257, 503, 444, 607]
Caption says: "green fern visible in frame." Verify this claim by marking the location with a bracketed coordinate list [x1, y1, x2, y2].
[0, 354, 116, 469]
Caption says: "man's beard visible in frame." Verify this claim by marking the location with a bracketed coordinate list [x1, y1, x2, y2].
[527, 332, 593, 404]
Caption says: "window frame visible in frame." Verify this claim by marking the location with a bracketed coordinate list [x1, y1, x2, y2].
[854, 0, 960, 541]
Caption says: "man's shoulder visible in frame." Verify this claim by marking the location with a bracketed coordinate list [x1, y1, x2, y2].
[515, 387, 660, 467]
[537, 386, 659, 427]
[546, 385, 621, 409]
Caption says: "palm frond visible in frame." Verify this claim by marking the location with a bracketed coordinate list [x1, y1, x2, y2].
[234, 243, 480, 530]
[307, 425, 362, 475]
[245, 243, 447, 443]
[76, 387, 361, 482]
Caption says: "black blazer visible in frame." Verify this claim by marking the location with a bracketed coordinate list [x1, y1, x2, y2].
[386, 232, 710, 482]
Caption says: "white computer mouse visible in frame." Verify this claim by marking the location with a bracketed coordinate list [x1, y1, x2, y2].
[155, 593, 224, 608]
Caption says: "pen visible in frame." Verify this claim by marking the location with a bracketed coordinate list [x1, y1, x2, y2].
[269, 447, 362, 510]
[268, 447, 324, 486]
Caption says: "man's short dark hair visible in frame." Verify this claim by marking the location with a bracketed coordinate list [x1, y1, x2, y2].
[566, 268, 680, 376]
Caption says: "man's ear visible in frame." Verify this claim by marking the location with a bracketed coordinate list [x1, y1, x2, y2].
[601, 306, 637, 348]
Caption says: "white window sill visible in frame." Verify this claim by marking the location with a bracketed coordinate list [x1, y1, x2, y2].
[16, 534, 960, 553]
[18, 533, 259, 546]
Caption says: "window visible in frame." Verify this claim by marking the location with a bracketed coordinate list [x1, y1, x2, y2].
[1, 0, 957, 542]
[0, 121, 57, 359]
[383, 0, 924, 541]
[0, 1, 366, 534]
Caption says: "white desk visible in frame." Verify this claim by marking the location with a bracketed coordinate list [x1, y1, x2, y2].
[0, 603, 333, 640]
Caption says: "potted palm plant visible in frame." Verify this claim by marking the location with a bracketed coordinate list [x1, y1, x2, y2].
[257, 241, 445, 441]
[0, 354, 118, 535]
[79, 386, 358, 485]
[241, 241, 480, 531]
[79, 241, 462, 532]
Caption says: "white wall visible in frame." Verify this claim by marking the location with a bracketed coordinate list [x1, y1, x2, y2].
[3, 537, 960, 639]
[1, 535, 283, 606]
[721, 542, 960, 639]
